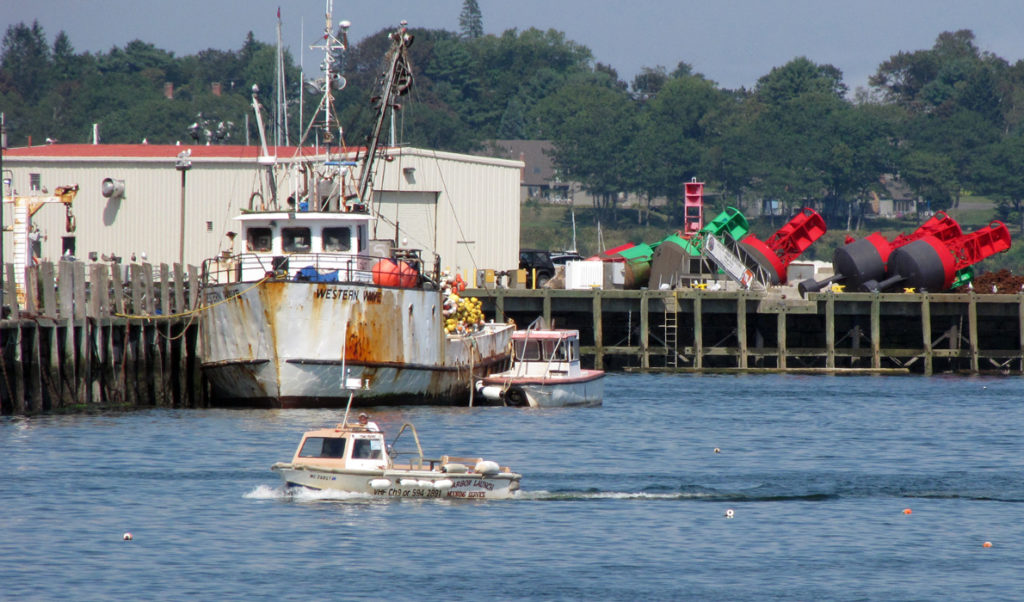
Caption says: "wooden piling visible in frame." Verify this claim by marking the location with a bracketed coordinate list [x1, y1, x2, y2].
[0, 260, 204, 415]
[922, 295, 933, 376]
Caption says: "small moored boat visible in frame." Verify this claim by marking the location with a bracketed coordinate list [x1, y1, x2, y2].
[476, 325, 604, 408]
[271, 411, 521, 500]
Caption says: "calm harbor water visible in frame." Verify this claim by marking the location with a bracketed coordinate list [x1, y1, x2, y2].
[2, 373, 1023, 600]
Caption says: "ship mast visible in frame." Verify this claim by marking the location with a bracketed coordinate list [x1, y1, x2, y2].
[298, 0, 350, 149]
[357, 22, 414, 209]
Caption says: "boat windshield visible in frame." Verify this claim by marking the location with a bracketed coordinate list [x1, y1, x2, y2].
[299, 437, 346, 458]
[282, 227, 312, 253]
[514, 340, 541, 361]
[514, 338, 572, 361]
[323, 227, 352, 252]
[247, 227, 272, 252]
[543, 340, 568, 361]
[352, 437, 383, 459]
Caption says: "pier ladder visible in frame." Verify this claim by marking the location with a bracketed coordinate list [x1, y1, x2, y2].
[663, 293, 679, 368]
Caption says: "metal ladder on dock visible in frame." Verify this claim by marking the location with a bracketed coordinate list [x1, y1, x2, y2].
[663, 293, 679, 368]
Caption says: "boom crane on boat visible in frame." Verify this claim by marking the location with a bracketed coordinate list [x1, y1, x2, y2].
[357, 22, 414, 215]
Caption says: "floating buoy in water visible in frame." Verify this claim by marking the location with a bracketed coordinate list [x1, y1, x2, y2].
[903, 508, 912, 515]
[724, 509, 735, 519]
[983, 541, 993, 548]
[122, 532, 133, 541]
[713, 448, 721, 454]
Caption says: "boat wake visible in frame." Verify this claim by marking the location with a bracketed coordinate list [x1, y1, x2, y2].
[244, 484, 375, 502]
[512, 471, 1024, 503]
[517, 490, 835, 502]
[245, 470, 1024, 504]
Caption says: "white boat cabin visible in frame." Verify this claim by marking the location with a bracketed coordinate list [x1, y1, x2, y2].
[203, 208, 394, 285]
[291, 424, 388, 471]
[509, 329, 584, 378]
[229, 212, 373, 283]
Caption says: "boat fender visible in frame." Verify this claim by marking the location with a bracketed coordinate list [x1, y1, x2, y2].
[442, 296, 457, 316]
[478, 385, 504, 402]
[504, 386, 528, 407]
[475, 460, 500, 476]
[441, 463, 468, 474]
[399, 478, 419, 487]
[434, 479, 453, 489]
[418, 479, 436, 489]
[369, 478, 391, 489]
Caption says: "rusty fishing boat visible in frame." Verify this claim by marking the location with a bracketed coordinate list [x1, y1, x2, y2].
[199, 11, 512, 407]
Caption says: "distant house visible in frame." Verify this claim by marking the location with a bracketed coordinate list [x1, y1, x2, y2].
[479, 140, 574, 204]
[875, 174, 918, 217]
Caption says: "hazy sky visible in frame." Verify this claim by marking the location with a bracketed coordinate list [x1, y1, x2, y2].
[6, 0, 1024, 92]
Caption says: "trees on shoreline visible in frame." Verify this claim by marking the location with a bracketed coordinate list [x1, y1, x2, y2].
[4, 20, 1024, 233]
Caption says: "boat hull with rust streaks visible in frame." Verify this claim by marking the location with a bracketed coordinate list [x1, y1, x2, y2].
[200, 280, 513, 407]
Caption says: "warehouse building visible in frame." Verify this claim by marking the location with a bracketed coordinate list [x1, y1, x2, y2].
[2, 143, 522, 276]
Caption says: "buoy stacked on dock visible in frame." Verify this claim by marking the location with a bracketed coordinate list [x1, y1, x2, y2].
[445, 295, 485, 334]
[738, 207, 827, 285]
[862, 220, 1012, 293]
[798, 211, 963, 295]
[440, 271, 485, 334]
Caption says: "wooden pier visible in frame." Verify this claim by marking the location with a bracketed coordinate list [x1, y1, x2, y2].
[1, 260, 204, 414]
[471, 287, 1024, 375]
[5, 265, 1023, 414]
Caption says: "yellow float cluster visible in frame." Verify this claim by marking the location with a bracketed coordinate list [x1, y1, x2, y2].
[444, 295, 485, 334]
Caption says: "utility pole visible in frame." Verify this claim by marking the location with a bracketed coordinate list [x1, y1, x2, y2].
[176, 150, 192, 266]
[1, 113, 7, 315]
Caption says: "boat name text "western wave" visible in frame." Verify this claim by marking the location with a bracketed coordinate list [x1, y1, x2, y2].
[313, 288, 383, 303]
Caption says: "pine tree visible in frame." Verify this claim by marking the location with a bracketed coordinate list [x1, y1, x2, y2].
[1, 20, 52, 103]
[459, 0, 483, 39]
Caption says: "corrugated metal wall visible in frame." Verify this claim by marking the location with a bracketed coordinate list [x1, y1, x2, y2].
[373, 148, 522, 276]
[2, 157, 258, 267]
[3, 148, 522, 273]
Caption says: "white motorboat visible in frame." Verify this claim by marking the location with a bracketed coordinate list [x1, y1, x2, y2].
[271, 412, 521, 500]
[476, 326, 604, 407]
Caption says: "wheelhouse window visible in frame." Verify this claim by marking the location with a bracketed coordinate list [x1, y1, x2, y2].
[298, 437, 346, 458]
[282, 227, 311, 252]
[352, 438, 383, 459]
[322, 227, 351, 252]
[544, 340, 568, 361]
[514, 340, 542, 361]
[247, 228, 272, 252]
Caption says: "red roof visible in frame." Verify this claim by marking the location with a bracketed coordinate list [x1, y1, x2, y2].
[4, 143, 362, 160]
